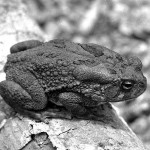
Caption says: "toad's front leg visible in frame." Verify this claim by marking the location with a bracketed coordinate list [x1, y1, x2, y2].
[57, 92, 98, 119]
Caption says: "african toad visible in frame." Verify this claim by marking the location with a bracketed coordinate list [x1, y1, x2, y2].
[0, 39, 147, 122]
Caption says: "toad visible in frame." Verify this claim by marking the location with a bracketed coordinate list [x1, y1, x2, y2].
[0, 39, 147, 122]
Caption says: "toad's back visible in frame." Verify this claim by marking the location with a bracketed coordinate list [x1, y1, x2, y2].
[4, 40, 127, 93]
[5, 39, 127, 68]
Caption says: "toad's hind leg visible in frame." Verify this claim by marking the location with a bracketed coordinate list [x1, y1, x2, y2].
[0, 68, 48, 121]
[0, 80, 73, 123]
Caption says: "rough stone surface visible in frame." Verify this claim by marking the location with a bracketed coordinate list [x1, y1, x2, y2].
[0, 103, 147, 150]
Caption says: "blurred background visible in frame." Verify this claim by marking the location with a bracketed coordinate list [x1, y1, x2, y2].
[7, 0, 150, 148]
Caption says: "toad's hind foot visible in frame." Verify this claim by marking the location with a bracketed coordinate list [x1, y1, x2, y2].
[15, 108, 73, 124]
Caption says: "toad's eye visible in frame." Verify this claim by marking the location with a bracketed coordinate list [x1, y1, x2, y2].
[121, 80, 134, 91]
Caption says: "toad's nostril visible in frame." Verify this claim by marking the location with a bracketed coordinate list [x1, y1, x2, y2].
[137, 77, 147, 95]
[141, 77, 147, 90]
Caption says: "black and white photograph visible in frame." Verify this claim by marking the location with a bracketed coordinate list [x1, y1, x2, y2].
[0, 0, 149, 149]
